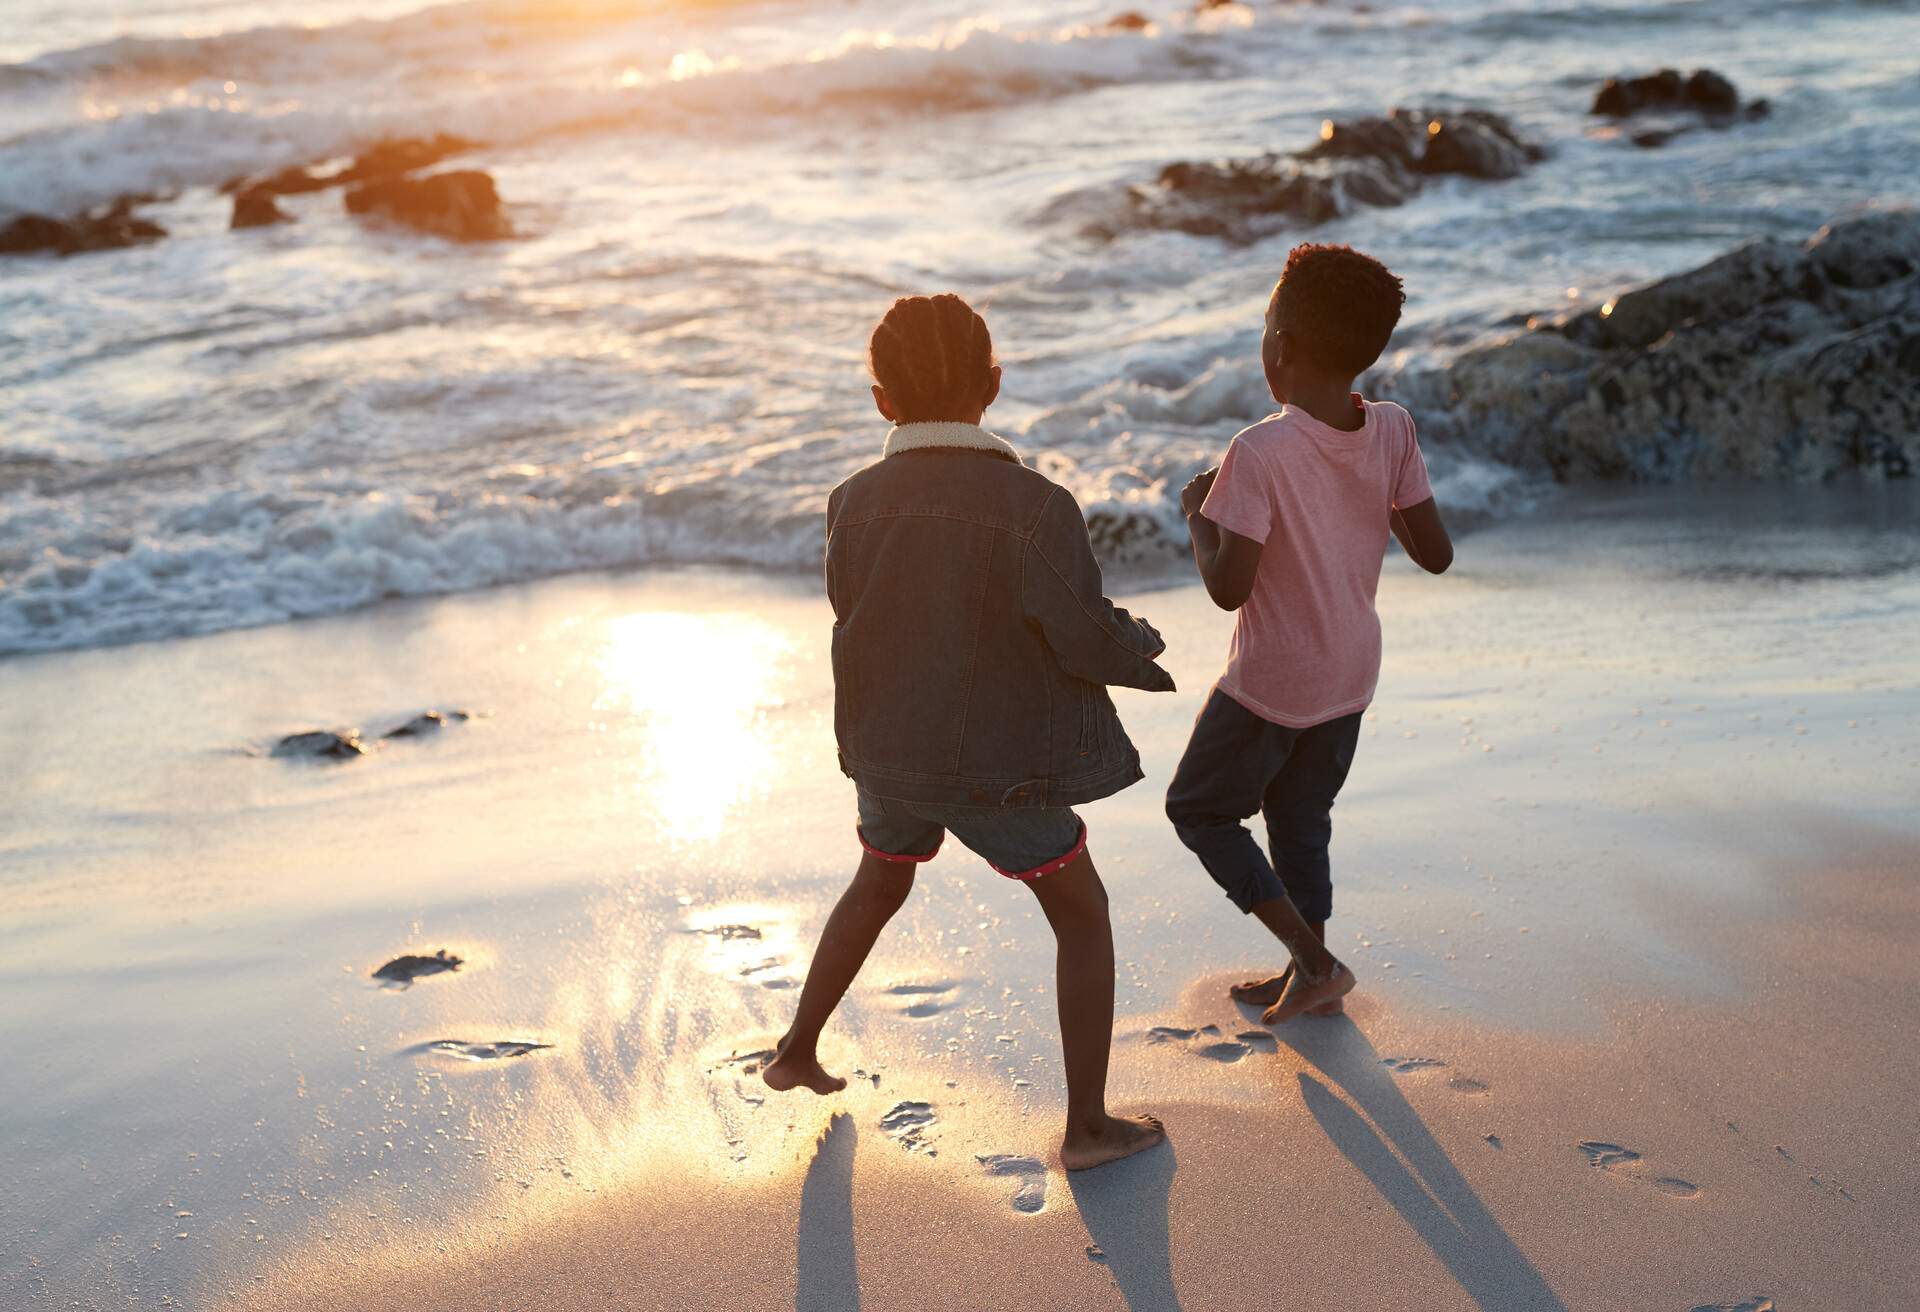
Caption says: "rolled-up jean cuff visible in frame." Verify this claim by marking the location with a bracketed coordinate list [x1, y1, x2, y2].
[857, 826, 942, 863]
[1228, 863, 1290, 914]
[989, 821, 1088, 881]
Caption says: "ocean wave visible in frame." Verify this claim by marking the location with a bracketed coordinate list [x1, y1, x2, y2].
[0, 18, 1226, 217]
[0, 410, 1536, 657]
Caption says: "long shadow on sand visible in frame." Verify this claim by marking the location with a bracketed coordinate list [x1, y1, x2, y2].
[1066, 1139, 1181, 1312]
[1283, 1020, 1567, 1312]
[796, 1112, 859, 1312]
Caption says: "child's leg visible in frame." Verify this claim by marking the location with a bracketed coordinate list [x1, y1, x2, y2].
[1022, 850, 1164, 1170]
[1234, 713, 1364, 1012]
[765, 851, 918, 1095]
[1166, 690, 1349, 1018]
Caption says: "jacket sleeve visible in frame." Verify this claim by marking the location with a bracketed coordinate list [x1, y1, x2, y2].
[1022, 488, 1176, 692]
[824, 486, 844, 623]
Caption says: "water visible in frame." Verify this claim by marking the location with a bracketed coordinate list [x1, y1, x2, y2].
[4, 0, 1920, 654]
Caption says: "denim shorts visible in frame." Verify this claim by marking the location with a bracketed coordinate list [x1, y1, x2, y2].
[855, 788, 1087, 881]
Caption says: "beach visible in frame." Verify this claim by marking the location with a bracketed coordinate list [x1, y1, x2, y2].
[8, 0, 1920, 1304]
[5, 485, 1916, 1309]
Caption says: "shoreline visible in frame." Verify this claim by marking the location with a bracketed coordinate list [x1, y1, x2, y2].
[4, 488, 1917, 1309]
[5, 477, 1915, 669]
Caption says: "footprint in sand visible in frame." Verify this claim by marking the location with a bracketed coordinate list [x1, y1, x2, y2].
[423, 1040, 552, 1061]
[1578, 1141, 1643, 1170]
[713, 1048, 778, 1076]
[879, 1101, 938, 1156]
[1448, 1076, 1491, 1094]
[687, 924, 762, 941]
[372, 949, 463, 986]
[887, 981, 962, 1018]
[1146, 1026, 1275, 1062]
[1381, 1056, 1447, 1073]
[1578, 1140, 1700, 1198]
[1690, 1299, 1773, 1312]
[977, 1154, 1048, 1214]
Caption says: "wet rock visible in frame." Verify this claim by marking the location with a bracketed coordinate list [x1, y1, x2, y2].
[230, 190, 293, 229]
[1303, 108, 1539, 180]
[344, 170, 509, 242]
[1, 197, 166, 257]
[373, 949, 464, 983]
[383, 708, 471, 738]
[1590, 67, 1769, 148]
[1051, 106, 1540, 243]
[336, 134, 479, 186]
[1376, 213, 1920, 482]
[271, 729, 366, 760]
[223, 134, 480, 199]
[221, 163, 333, 198]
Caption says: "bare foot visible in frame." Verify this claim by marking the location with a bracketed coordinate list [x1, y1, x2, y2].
[761, 1036, 847, 1095]
[1262, 961, 1356, 1025]
[1229, 967, 1291, 1007]
[1231, 964, 1344, 1015]
[1061, 1113, 1166, 1172]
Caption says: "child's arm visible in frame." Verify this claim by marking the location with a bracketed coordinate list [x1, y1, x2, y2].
[1023, 490, 1176, 693]
[1181, 468, 1263, 611]
[1388, 497, 1453, 574]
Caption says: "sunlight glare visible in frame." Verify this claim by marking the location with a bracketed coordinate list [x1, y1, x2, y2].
[594, 611, 793, 843]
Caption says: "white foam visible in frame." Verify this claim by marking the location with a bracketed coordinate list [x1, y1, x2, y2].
[0, 15, 1226, 217]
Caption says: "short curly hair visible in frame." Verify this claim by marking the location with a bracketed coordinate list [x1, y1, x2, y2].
[1267, 243, 1405, 377]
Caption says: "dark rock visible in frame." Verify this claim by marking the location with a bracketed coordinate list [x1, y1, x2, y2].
[1057, 106, 1540, 244]
[1592, 68, 1687, 117]
[336, 134, 479, 186]
[1804, 209, 1920, 289]
[226, 134, 480, 200]
[383, 708, 472, 738]
[1375, 213, 1920, 482]
[344, 170, 509, 242]
[1, 197, 166, 257]
[249, 163, 334, 197]
[1589, 67, 1767, 146]
[1415, 111, 1541, 179]
[271, 729, 366, 760]
[1685, 68, 1739, 115]
[230, 189, 293, 229]
[373, 949, 463, 984]
[0, 214, 71, 254]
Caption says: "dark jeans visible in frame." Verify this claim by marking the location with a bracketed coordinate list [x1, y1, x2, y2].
[1165, 688, 1363, 921]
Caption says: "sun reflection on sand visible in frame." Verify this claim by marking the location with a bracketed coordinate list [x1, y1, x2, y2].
[594, 610, 793, 844]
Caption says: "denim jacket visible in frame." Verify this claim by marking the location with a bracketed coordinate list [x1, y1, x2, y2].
[825, 422, 1175, 809]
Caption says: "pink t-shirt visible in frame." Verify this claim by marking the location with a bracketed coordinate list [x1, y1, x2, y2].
[1199, 395, 1432, 728]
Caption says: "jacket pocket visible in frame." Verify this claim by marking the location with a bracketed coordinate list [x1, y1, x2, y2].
[1075, 682, 1097, 758]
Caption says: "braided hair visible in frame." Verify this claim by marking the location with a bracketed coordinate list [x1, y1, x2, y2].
[868, 293, 996, 423]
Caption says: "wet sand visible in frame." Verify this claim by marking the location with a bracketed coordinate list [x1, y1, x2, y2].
[3, 485, 1917, 1310]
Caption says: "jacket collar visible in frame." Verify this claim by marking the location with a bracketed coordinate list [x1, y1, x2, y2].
[883, 421, 1022, 463]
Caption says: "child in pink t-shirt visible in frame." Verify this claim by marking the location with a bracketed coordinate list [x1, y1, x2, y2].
[1166, 243, 1455, 1025]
